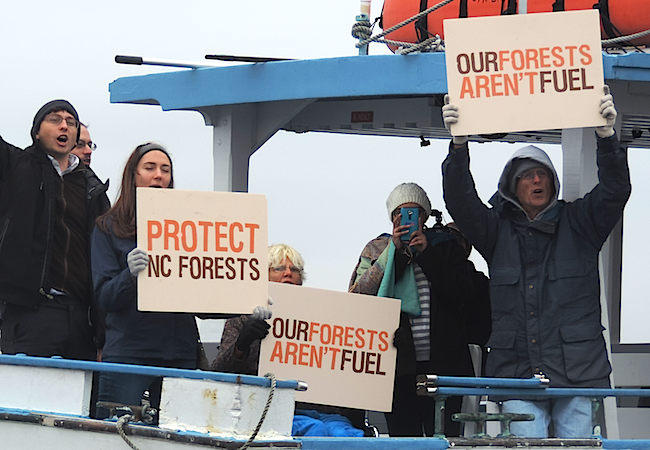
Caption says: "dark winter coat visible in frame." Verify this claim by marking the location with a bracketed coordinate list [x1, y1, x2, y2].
[91, 222, 199, 361]
[0, 137, 109, 308]
[442, 135, 631, 387]
[349, 231, 477, 379]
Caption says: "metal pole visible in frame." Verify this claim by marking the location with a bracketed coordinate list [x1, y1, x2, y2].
[115, 55, 222, 69]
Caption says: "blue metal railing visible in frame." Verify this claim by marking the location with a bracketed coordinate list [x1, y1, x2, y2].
[417, 374, 650, 440]
[0, 354, 304, 390]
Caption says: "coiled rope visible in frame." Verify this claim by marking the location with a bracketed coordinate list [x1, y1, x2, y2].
[240, 372, 277, 450]
[116, 414, 140, 450]
[353, 0, 454, 53]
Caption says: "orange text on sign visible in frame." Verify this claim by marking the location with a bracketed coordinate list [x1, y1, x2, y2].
[147, 220, 260, 253]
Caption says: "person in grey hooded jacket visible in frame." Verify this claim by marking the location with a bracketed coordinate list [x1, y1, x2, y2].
[440, 87, 631, 438]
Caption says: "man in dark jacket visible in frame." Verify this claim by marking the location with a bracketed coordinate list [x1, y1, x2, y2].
[441, 88, 631, 437]
[0, 99, 110, 361]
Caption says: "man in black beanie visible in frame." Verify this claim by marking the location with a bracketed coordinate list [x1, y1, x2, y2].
[0, 99, 110, 360]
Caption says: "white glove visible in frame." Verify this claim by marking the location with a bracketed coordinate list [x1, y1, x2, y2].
[442, 94, 469, 145]
[251, 306, 272, 320]
[127, 248, 148, 277]
[596, 85, 617, 138]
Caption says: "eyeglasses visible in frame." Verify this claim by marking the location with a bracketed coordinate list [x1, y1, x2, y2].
[44, 113, 78, 129]
[76, 140, 97, 151]
[271, 265, 301, 274]
[518, 169, 549, 181]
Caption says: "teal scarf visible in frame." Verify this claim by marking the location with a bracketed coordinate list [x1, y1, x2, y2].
[377, 239, 421, 316]
[376, 230, 456, 316]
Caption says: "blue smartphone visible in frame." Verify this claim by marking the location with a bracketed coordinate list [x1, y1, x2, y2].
[400, 207, 419, 241]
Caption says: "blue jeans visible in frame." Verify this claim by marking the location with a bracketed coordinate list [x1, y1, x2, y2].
[502, 397, 594, 438]
[97, 357, 196, 420]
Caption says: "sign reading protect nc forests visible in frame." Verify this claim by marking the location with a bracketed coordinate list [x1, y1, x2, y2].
[136, 188, 268, 314]
[444, 10, 606, 136]
[259, 283, 400, 412]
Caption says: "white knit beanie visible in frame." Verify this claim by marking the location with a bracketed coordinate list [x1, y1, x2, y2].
[386, 182, 432, 220]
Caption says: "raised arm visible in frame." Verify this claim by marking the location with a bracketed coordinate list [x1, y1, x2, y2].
[441, 97, 498, 260]
[567, 86, 631, 247]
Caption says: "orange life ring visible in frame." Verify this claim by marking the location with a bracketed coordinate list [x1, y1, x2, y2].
[381, 0, 650, 51]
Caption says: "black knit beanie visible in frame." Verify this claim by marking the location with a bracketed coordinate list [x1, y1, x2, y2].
[31, 100, 79, 141]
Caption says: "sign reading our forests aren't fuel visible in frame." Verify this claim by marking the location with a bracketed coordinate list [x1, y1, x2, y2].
[136, 188, 268, 314]
[258, 283, 401, 412]
[444, 10, 606, 136]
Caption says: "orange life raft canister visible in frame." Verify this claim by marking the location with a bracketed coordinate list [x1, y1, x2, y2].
[381, 0, 650, 50]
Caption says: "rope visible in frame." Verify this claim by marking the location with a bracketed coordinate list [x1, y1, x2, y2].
[602, 28, 650, 46]
[399, 36, 445, 54]
[116, 414, 140, 450]
[355, 0, 649, 52]
[355, 0, 456, 49]
[351, 20, 373, 41]
[240, 373, 276, 450]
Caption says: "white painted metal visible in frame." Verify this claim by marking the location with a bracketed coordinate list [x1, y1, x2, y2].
[159, 376, 295, 439]
[198, 100, 313, 192]
[0, 419, 298, 450]
[0, 364, 92, 416]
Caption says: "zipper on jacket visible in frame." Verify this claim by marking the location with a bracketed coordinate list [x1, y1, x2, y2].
[0, 219, 8, 252]
[60, 181, 71, 290]
[39, 168, 55, 292]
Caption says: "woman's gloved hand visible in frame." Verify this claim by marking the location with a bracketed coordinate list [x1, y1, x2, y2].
[127, 248, 148, 277]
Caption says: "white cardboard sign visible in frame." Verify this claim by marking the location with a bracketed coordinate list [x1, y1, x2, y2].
[258, 283, 401, 412]
[444, 10, 606, 136]
[136, 188, 268, 313]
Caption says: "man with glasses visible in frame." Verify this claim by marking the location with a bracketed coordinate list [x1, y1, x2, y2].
[0, 100, 110, 361]
[441, 88, 631, 437]
[72, 122, 96, 167]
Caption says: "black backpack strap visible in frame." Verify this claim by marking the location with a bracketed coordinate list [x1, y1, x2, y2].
[596, 0, 623, 39]
[502, 0, 517, 15]
[552, 0, 565, 11]
[459, 0, 468, 18]
[415, 0, 431, 42]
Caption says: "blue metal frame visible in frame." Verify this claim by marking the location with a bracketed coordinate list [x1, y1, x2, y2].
[427, 386, 650, 398]
[0, 354, 301, 390]
[109, 53, 650, 111]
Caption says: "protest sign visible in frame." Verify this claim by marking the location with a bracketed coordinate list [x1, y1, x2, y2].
[258, 283, 401, 412]
[444, 10, 606, 136]
[136, 188, 268, 314]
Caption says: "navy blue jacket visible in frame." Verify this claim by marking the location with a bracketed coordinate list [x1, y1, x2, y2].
[91, 223, 199, 361]
[442, 135, 631, 388]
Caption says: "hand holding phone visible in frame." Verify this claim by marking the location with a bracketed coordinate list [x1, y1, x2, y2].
[400, 207, 419, 241]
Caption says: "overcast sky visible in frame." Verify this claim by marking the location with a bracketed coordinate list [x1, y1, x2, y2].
[1, 1, 647, 343]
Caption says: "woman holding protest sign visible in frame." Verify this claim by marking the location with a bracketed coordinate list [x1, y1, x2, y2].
[211, 243, 367, 437]
[349, 182, 477, 437]
[91, 143, 199, 420]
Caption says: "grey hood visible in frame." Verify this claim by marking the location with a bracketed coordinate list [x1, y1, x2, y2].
[497, 145, 560, 220]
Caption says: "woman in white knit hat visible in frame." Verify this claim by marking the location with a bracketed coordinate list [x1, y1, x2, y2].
[349, 182, 475, 438]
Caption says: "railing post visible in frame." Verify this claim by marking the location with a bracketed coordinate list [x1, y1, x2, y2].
[433, 396, 447, 438]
